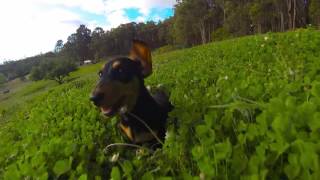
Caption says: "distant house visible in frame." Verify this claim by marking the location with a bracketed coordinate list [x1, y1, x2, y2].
[83, 60, 92, 65]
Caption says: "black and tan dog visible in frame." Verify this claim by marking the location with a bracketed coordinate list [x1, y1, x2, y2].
[90, 40, 172, 145]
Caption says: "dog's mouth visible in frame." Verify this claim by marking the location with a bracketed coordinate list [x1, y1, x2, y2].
[100, 96, 125, 117]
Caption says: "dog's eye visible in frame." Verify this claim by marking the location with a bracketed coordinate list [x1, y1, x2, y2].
[98, 71, 103, 77]
[113, 67, 123, 74]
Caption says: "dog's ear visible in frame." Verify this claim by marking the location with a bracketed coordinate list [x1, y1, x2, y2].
[129, 40, 152, 77]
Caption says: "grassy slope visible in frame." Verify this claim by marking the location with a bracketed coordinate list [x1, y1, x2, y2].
[0, 63, 104, 124]
[1, 29, 320, 179]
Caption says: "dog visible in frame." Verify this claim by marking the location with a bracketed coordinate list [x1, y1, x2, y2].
[90, 40, 172, 145]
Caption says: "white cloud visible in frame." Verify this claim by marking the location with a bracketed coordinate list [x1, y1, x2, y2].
[0, 0, 82, 61]
[36, 0, 106, 14]
[0, 0, 176, 62]
[136, 16, 147, 23]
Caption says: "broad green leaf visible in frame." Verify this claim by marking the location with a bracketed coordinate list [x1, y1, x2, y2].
[215, 139, 232, 160]
[4, 164, 20, 180]
[79, 174, 87, 180]
[142, 172, 154, 180]
[53, 159, 71, 176]
[311, 82, 320, 97]
[110, 166, 121, 180]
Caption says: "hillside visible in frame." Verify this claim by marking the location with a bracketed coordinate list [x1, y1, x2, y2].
[1, 29, 320, 179]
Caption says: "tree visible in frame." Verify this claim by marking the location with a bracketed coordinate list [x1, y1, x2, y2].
[90, 27, 105, 60]
[75, 25, 93, 63]
[309, 0, 320, 28]
[46, 61, 77, 84]
[29, 57, 77, 84]
[30, 66, 44, 81]
[157, 18, 174, 45]
[54, 40, 64, 53]
[61, 25, 93, 64]
[173, 0, 223, 46]
[0, 73, 6, 86]
[249, 0, 276, 33]
[62, 33, 78, 62]
[29, 60, 53, 81]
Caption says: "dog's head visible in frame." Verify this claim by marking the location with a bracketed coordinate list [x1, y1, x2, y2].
[90, 40, 152, 116]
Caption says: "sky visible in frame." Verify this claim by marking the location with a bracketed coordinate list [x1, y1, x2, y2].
[0, 0, 176, 64]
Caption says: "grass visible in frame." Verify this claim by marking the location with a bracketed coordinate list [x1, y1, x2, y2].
[0, 29, 320, 179]
[0, 62, 104, 124]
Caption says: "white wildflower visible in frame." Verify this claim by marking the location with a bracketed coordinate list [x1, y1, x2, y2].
[157, 84, 163, 88]
[289, 69, 294, 75]
[261, 44, 265, 48]
[264, 36, 269, 41]
[110, 153, 119, 162]
[120, 106, 128, 114]
[224, 75, 228, 80]
[165, 131, 171, 140]
[200, 173, 205, 180]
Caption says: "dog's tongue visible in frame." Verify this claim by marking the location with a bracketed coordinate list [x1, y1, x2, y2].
[101, 107, 112, 114]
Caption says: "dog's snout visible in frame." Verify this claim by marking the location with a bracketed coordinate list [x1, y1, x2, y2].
[90, 93, 104, 106]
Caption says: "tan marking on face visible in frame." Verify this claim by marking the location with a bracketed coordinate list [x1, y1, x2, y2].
[119, 123, 133, 141]
[112, 61, 121, 69]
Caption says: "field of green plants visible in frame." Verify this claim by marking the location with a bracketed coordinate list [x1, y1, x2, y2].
[1, 29, 320, 179]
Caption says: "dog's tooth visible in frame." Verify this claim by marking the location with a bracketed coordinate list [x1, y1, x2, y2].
[120, 106, 128, 114]
[101, 107, 112, 114]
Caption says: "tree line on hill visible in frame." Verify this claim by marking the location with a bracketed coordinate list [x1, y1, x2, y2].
[174, 0, 320, 46]
[0, 0, 319, 84]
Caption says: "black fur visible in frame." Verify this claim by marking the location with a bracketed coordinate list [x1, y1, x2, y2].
[119, 77, 172, 144]
[92, 57, 173, 145]
[100, 58, 142, 83]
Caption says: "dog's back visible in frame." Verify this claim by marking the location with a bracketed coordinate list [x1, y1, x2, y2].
[152, 90, 173, 114]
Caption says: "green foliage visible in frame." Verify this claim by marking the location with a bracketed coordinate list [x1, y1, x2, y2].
[30, 60, 77, 84]
[54, 40, 64, 53]
[53, 159, 71, 176]
[30, 66, 45, 81]
[1, 30, 320, 179]
[152, 45, 180, 55]
[211, 27, 232, 41]
[0, 73, 6, 85]
[0, 52, 57, 81]
[309, 0, 320, 28]
[173, 0, 220, 46]
[46, 61, 77, 84]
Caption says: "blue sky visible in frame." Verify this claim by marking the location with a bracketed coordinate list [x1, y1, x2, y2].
[124, 8, 173, 22]
[0, 0, 176, 63]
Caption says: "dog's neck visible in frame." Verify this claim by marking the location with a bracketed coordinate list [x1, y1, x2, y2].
[121, 81, 166, 128]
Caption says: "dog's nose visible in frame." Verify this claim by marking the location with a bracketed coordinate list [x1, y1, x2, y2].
[90, 93, 104, 106]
